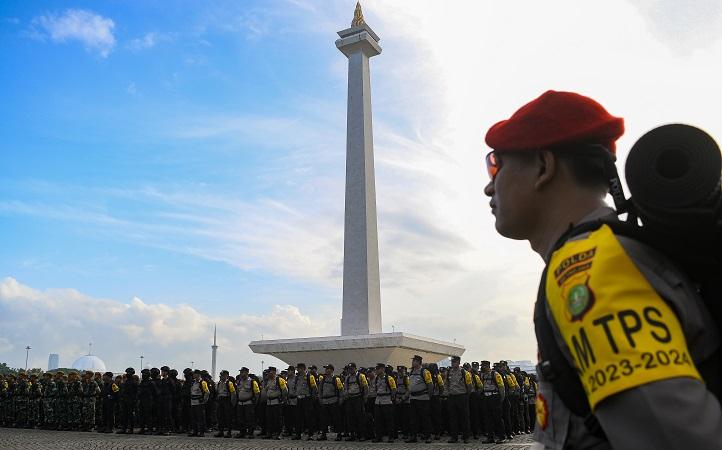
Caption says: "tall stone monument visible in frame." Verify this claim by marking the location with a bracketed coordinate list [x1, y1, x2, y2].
[249, 2, 464, 369]
[339, 1, 382, 336]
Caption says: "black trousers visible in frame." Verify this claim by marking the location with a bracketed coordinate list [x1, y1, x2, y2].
[374, 403, 396, 439]
[265, 404, 281, 436]
[527, 401, 536, 431]
[283, 402, 295, 434]
[395, 402, 409, 435]
[120, 399, 135, 430]
[318, 402, 338, 434]
[102, 400, 114, 431]
[138, 398, 153, 430]
[216, 396, 232, 432]
[430, 396, 442, 436]
[191, 404, 205, 434]
[469, 393, 481, 436]
[409, 399, 431, 439]
[503, 395, 513, 435]
[236, 403, 255, 436]
[344, 395, 365, 437]
[482, 394, 505, 440]
[294, 397, 315, 437]
[447, 394, 470, 439]
[158, 397, 171, 432]
[180, 397, 191, 431]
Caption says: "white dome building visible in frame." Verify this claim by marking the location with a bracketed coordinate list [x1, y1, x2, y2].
[71, 355, 107, 373]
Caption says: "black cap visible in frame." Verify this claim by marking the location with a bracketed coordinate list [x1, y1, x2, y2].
[296, 362, 306, 369]
[239, 367, 249, 373]
[309, 365, 317, 370]
[412, 355, 423, 363]
[141, 368, 150, 374]
[397, 365, 406, 370]
[125, 367, 135, 375]
[472, 361, 480, 367]
[348, 362, 357, 368]
[161, 366, 170, 372]
[323, 364, 334, 371]
[375, 363, 385, 369]
[513, 367, 520, 372]
[480, 360, 491, 366]
[169, 369, 178, 377]
[183, 368, 193, 374]
[463, 362, 471, 369]
[450, 356, 461, 362]
[150, 367, 160, 376]
[103, 372, 113, 378]
[268, 366, 277, 372]
[193, 369, 201, 375]
[220, 370, 229, 376]
[287, 365, 295, 371]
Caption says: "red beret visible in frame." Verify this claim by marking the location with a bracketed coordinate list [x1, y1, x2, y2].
[485, 90, 624, 154]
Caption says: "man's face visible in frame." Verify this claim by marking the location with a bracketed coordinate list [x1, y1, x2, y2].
[240, 371, 248, 380]
[484, 151, 540, 240]
[268, 371, 276, 379]
[325, 368, 333, 377]
[412, 360, 420, 369]
[451, 359, 460, 369]
[481, 364, 490, 373]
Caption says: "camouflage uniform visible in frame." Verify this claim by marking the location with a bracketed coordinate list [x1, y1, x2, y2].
[41, 375, 56, 429]
[66, 374, 83, 430]
[94, 374, 103, 428]
[14, 374, 30, 428]
[82, 374, 99, 431]
[54, 373, 68, 430]
[0, 375, 8, 427]
[29, 376, 43, 428]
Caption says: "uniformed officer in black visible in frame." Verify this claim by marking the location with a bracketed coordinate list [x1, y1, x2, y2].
[481, 361, 505, 444]
[116, 367, 137, 434]
[405, 355, 433, 444]
[444, 356, 472, 443]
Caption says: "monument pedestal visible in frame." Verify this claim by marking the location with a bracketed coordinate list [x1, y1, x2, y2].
[249, 332, 465, 369]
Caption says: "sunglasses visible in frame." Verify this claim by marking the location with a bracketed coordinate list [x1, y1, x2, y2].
[485, 150, 501, 181]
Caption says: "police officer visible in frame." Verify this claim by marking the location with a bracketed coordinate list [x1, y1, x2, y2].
[343, 362, 367, 441]
[283, 365, 296, 437]
[234, 367, 259, 438]
[480, 361, 505, 444]
[483, 90, 722, 448]
[316, 364, 343, 441]
[156, 366, 173, 435]
[54, 371, 68, 431]
[116, 368, 136, 434]
[291, 362, 317, 440]
[262, 366, 287, 440]
[469, 361, 483, 438]
[214, 369, 235, 438]
[427, 363, 443, 440]
[99, 372, 118, 433]
[405, 355, 433, 444]
[40, 372, 55, 430]
[188, 369, 209, 437]
[168, 369, 182, 433]
[394, 365, 410, 438]
[444, 356, 471, 443]
[136, 369, 154, 434]
[180, 368, 192, 434]
[371, 363, 396, 443]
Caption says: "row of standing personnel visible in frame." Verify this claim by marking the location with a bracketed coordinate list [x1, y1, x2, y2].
[0, 356, 537, 444]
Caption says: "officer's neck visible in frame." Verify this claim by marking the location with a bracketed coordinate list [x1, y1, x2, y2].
[529, 193, 607, 261]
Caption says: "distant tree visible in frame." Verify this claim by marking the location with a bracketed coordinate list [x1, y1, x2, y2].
[0, 362, 18, 376]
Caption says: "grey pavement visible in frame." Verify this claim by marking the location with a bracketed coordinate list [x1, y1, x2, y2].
[0, 428, 536, 450]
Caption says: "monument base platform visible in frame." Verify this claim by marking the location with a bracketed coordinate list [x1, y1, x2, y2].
[249, 332, 465, 369]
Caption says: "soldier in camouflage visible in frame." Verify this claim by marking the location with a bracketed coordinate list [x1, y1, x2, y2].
[82, 371, 99, 431]
[29, 374, 43, 428]
[14, 371, 30, 428]
[53, 371, 68, 431]
[0, 374, 7, 427]
[66, 371, 83, 430]
[40, 372, 55, 430]
[93, 372, 103, 430]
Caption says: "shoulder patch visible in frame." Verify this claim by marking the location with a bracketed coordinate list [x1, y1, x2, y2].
[546, 224, 702, 409]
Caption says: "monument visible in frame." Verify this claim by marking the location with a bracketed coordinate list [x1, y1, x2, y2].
[211, 324, 218, 380]
[249, 2, 464, 369]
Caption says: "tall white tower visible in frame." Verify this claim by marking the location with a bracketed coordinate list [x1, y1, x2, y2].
[211, 324, 218, 380]
[337, 1, 383, 336]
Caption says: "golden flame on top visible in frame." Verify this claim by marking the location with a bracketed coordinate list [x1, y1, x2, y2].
[351, 1, 365, 27]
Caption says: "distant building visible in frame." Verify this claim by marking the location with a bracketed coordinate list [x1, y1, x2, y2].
[48, 354, 59, 371]
[505, 359, 536, 375]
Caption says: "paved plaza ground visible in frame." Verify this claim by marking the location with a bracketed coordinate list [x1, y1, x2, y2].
[0, 428, 536, 450]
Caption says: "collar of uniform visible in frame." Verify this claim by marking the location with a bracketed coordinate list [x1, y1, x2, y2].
[544, 206, 617, 262]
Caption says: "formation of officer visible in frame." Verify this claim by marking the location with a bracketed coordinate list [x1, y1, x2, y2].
[0, 356, 536, 444]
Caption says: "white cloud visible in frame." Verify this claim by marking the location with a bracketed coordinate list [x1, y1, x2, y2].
[126, 82, 137, 95]
[33, 9, 116, 57]
[0, 277, 336, 372]
[128, 32, 158, 51]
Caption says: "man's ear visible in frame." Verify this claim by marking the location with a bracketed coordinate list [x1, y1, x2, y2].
[534, 150, 556, 190]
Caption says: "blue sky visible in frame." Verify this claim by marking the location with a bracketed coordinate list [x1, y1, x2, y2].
[2, 0, 722, 373]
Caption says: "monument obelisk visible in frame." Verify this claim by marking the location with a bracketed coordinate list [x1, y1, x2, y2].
[338, 2, 382, 336]
[249, 3, 464, 369]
